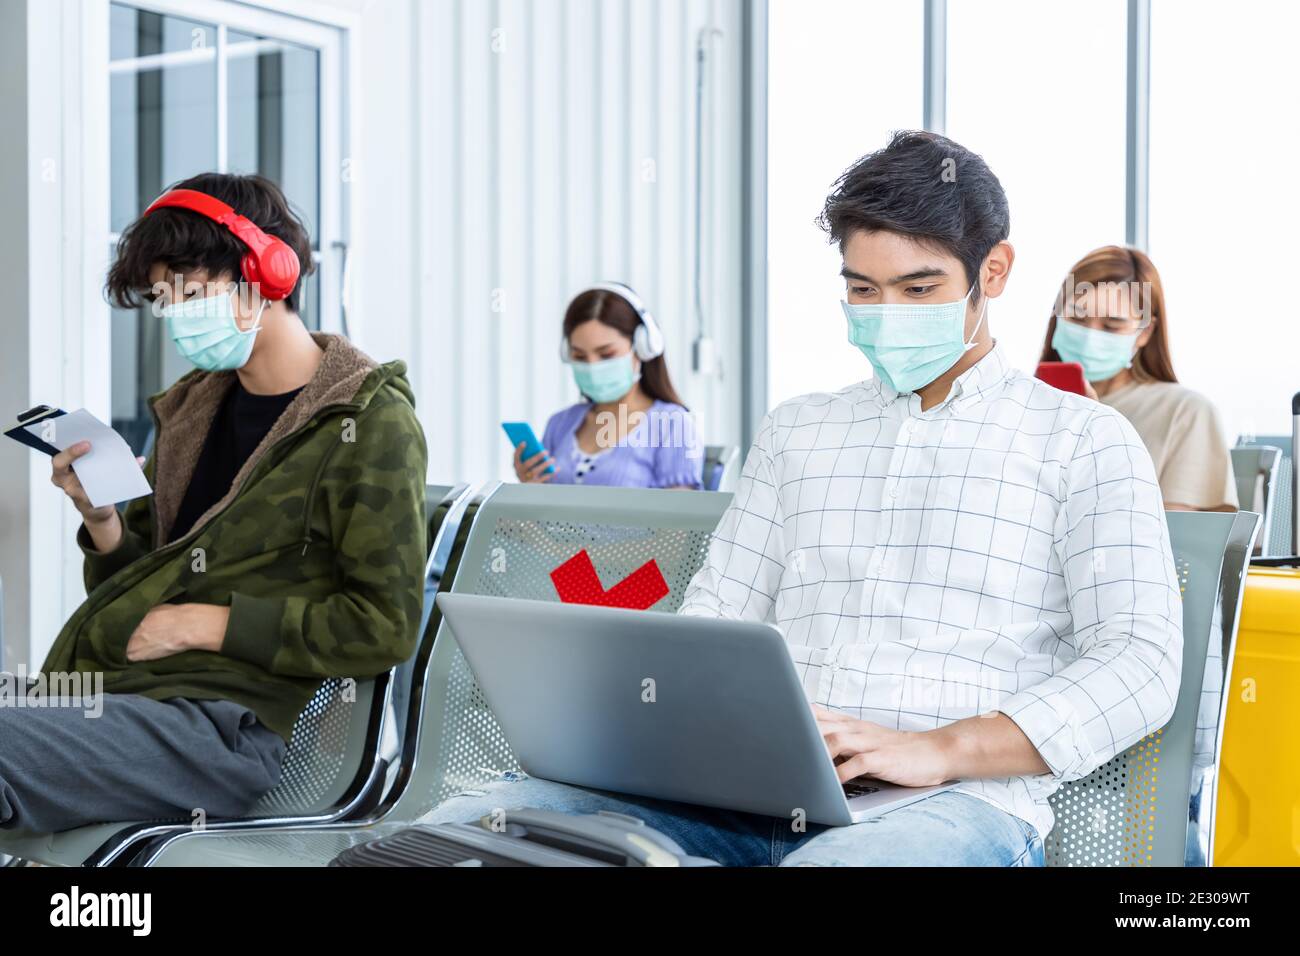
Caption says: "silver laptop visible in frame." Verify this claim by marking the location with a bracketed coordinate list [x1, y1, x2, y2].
[435, 593, 954, 827]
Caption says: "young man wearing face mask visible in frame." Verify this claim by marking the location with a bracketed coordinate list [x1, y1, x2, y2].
[419, 132, 1183, 867]
[676, 131, 1183, 864]
[0, 173, 427, 834]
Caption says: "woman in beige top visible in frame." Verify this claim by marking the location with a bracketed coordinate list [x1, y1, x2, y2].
[1040, 245, 1238, 512]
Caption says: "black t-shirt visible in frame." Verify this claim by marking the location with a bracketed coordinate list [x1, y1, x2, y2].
[169, 382, 304, 543]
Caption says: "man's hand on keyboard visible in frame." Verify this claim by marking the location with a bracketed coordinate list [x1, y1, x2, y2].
[812, 704, 953, 788]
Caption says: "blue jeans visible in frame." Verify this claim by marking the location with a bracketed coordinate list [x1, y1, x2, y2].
[420, 773, 1044, 867]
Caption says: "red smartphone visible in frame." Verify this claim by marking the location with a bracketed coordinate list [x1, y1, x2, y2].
[1036, 361, 1087, 396]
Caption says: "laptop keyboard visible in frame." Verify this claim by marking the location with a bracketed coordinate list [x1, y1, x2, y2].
[843, 780, 882, 798]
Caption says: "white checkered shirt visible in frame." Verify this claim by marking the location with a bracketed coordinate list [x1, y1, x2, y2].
[679, 343, 1183, 839]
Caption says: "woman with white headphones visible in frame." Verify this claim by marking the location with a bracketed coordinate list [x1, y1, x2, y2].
[513, 283, 704, 489]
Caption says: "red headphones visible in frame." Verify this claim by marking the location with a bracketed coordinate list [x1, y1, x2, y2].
[143, 188, 301, 301]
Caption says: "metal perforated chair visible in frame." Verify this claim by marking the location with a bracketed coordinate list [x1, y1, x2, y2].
[2, 681, 393, 869]
[0, 483, 467, 868]
[1188, 510, 1259, 866]
[1237, 436, 1293, 556]
[385, 483, 473, 756]
[1042, 510, 1258, 867]
[1230, 447, 1281, 556]
[133, 482, 733, 865]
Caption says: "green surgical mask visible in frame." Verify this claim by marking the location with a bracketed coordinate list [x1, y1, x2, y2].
[571, 353, 639, 403]
[163, 291, 267, 371]
[1051, 320, 1138, 382]
[843, 284, 986, 394]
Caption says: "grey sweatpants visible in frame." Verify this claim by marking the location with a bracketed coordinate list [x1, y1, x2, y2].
[0, 693, 287, 833]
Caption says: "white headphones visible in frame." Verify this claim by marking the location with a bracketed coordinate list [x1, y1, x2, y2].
[560, 282, 666, 364]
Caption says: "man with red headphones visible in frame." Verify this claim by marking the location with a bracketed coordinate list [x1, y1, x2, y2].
[0, 173, 429, 835]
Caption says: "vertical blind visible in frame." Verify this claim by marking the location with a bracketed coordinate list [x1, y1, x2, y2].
[413, 0, 745, 484]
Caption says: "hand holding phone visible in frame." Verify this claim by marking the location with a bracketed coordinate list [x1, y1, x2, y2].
[502, 421, 555, 481]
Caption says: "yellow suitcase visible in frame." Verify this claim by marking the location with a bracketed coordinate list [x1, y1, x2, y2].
[1214, 563, 1300, 865]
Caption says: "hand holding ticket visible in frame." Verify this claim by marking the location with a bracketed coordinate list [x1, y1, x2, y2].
[22, 409, 152, 508]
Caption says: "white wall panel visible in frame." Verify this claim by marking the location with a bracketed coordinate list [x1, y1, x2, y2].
[413, 0, 747, 485]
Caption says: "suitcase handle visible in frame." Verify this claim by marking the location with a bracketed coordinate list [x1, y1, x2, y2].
[1292, 392, 1300, 554]
[479, 808, 719, 867]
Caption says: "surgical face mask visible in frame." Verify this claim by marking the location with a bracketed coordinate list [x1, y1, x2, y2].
[1051, 320, 1139, 382]
[842, 284, 987, 394]
[163, 290, 267, 372]
[570, 352, 639, 403]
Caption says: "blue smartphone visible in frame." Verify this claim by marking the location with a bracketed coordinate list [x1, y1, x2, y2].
[502, 421, 555, 475]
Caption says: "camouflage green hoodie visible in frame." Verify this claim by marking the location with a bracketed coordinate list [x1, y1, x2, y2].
[39, 333, 428, 741]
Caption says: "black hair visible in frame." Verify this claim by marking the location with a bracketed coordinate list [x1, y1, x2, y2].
[106, 172, 315, 313]
[817, 130, 1010, 302]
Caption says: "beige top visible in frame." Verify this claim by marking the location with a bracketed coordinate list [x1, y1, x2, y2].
[1100, 380, 1238, 510]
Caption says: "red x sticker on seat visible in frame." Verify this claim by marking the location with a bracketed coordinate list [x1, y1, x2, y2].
[549, 549, 669, 610]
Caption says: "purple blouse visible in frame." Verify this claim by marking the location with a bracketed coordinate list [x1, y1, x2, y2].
[540, 400, 704, 489]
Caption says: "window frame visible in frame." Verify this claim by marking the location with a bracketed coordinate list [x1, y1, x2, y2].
[107, 0, 348, 338]
[753, 0, 1153, 418]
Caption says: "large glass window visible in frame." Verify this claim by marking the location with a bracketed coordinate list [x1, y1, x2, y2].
[766, 0, 925, 407]
[109, 3, 326, 453]
[946, 0, 1128, 375]
[1149, 0, 1300, 440]
[767, 0, 1127, 408]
